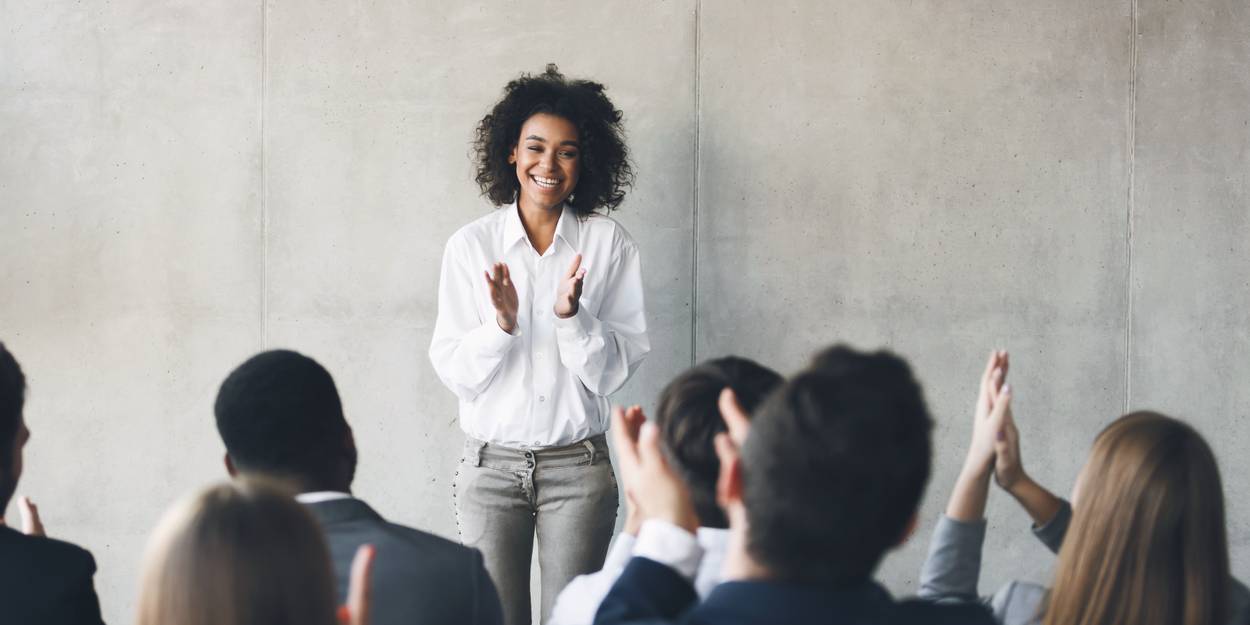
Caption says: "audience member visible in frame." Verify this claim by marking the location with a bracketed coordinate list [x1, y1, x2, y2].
[0, 341, 105, 625]
[214, 349, 504, 625]
[135, 478, 373, 625]
[595, 345, 996, 625]
[919, 351, 1250, 625]
[548, 357, 783, 625]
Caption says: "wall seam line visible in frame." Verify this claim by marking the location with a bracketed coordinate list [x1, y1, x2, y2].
[261, 0, 269, 349]
[691, 0, 701, 367]
[1124, 0, 1138, 413]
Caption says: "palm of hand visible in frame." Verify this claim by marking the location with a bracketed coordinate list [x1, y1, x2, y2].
[484, 263, 519, 332]
[969, 353, 1008, 470]
[554, 254, 585, 318]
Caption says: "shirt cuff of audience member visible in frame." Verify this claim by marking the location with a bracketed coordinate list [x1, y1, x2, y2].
[634, 519, 703, 583]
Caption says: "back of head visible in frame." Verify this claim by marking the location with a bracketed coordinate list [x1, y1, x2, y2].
[653, 357, 783, 528]
[0, 341, 26, 509]
[1046, 411, 1231, 625]
[214, 350, 348, 488]
[740, 345, 932, 587]
[136, 478, 338, 625]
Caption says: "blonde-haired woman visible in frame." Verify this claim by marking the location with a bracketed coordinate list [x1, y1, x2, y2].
[135, 478, 374, 625]
[919, 351, 1250, 625]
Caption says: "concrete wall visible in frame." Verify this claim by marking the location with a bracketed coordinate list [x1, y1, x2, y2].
[1, 1, 1247, 622]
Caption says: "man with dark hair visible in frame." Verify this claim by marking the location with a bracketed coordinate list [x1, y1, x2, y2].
[215, 349, 504, 625]
[0, 341, 106, 625]
[596, 345, 995, 625]
[548, 357, 783, 625]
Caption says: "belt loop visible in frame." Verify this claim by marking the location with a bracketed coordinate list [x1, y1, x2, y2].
[582, 439, 596, 464]
[471, 439, 486, 467]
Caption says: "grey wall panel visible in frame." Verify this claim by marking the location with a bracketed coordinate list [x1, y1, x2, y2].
[0, 1, 263, 622]
[1130, 0, 1250, 581]
[262, 2, 695, 619]
[696, 1, 1131, 595]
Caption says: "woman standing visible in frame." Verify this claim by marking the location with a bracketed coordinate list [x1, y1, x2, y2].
[430, 65, 649, 625]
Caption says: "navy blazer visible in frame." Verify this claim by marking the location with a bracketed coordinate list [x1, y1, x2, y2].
[0, 525, 105, 625]
[304, 498, 504, 625]
[595, 557, 996, 625]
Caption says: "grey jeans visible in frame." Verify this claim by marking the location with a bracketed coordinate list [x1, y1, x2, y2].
[454, 434, 618, 625]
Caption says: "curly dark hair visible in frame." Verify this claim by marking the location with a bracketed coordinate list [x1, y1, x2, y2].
[474, 64, 633, 216]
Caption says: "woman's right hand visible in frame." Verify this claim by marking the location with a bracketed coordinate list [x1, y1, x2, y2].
[484, 263, 519, 334]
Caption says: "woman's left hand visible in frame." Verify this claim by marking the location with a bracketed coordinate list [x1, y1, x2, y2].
[554, 254, 586, 318]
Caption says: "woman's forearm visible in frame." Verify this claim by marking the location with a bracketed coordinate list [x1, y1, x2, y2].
[946, 459, 994, 523]
[1006, 475, 1063, 527]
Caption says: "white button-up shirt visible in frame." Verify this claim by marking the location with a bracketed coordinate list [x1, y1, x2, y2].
[429, 203, 650, 448]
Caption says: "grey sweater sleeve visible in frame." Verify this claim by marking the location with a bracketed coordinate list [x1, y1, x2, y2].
[919, 515, 1051, 624]
[1030, 500, 1072, 555]
[918, 515, 989, 603]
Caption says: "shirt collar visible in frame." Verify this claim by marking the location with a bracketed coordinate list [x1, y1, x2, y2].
[553, 203, 581, 254]
[294, 491, 354, 504]
[501, 202, 528, 253]
[500, 202, 581, 255]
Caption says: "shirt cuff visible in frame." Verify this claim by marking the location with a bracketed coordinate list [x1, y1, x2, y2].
[553, 304, 595, 339]
[603, 532, 637, 570]
[1031, 499, 1073, 554]
[633, 519, 703, 583]
[480, 317, 521, 352]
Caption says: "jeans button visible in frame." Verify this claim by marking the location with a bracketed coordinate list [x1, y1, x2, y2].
[524, 452, 532, 458]
[526, 461, 534, 468]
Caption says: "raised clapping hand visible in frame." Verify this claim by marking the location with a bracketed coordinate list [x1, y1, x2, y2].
[946, 351, 1013, 523]
[965, 351, 1011, 475]
[610, 405, 700, 535]
[946, 350, 1063, 526]
[337, 544, 375, 625]
[554, 254, 586, 319]
[0, 496, 46, 537]
[484, 263, 519, 334]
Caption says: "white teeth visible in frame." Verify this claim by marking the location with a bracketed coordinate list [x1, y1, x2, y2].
[533, 176, 559, 188]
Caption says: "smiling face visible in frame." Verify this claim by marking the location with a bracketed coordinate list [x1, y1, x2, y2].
[509, 113, 581, 214]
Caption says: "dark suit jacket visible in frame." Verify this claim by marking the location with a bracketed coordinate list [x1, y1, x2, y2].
[304, 498, 504, 625]
[0, 525, 105, 625]
[594, 557, 996, 625]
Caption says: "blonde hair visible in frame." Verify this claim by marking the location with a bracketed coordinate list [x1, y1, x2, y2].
[135, 478, 339, 625]
[1044, 411, 1231, 625]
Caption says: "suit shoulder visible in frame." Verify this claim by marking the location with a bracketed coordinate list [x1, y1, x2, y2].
[0, 528, 94, 568]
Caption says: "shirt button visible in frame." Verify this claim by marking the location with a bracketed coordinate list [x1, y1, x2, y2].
[557, 323, 564, 329]
[533, 440, 541, 446]
[537, 310, 544, 316]
[539, 396, 545, 402]
[536, 352, 543, 359]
